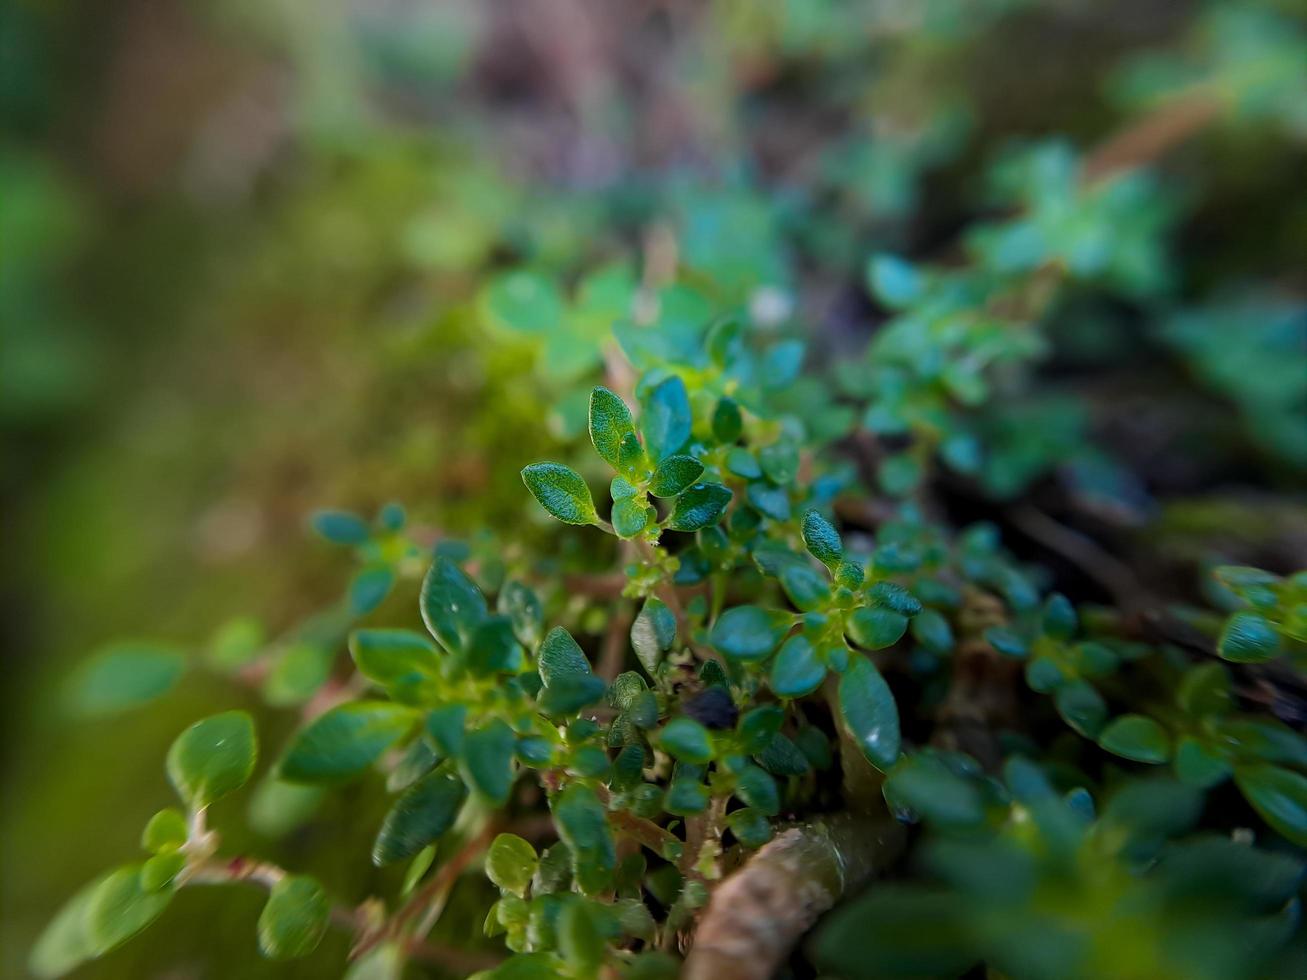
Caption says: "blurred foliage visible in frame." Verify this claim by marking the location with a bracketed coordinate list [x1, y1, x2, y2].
[3, 0, 1307, 979]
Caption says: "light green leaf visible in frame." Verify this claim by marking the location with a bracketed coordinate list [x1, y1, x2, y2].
[612, 498, 650, 538]
[1098, 714, 1171, 764]
[280, 702, 418, 783]
[258, 875, 330, 960]
[486, 834, 539, 898]
[481, 270, 563, 334]
[29, 873, 110, 979]
[631, 598, 676, 674]
[522, 462, 600, 526]
[1218, 612, 1281, 663]
[166, 710, 257, 808]
[141, 808, 188, 853]
[86, 864, 173, 955]
[838, 656, 901, 771]
[349, 565, 394, 615]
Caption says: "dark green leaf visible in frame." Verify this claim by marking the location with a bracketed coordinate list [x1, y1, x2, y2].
[350, 629, 439, 696]
[649, 455, 705, 497]
[551, 784, 616, 895]
[420, 557, 488, 655]
[522, 462, 600, 526]
[911, 609, 954, 654]
[668, 482, 732, 532]
[348, 565, 394, 615]
[499, 581, 544, 648]
[641, 375, 691, 461]
[801, 510, 843, 568]
[712, 398, 743, 443]
[538, 626, 593, 686]
[537, 673, 607, 716]
[1054, 680, 1108, 738]
[611, 498, 650, 538]
[425, 703, 467, 758]
[280, 702, 418, 783]
[589, 386, 636, 467]
[373, 769, 466, 865]
[838, 656, 901, 771]
[1218, 612, 1281, 663]
[726, 808, 773, 849]
[734, 765, 780, 815]
[461, 718, 516, 805]
[770, 634, 827, 698]
[710, 605, 790, 661]
[468, 616, 526, 675]
[1235, 764, 1307, 847]
[847, 608, 909, 651]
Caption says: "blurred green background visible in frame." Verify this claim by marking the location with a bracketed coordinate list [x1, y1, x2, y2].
[3, 1, 1305, 977]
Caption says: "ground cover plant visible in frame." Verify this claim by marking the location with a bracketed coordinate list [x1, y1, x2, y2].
[8, 1, 1307, 979]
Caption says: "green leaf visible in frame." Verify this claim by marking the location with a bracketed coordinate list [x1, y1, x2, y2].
[657, 718, 715, 764]
[1174, 736, 1231, 788]
[649, 455, 705, 498]
[166, 711, 257, 808]
[280, 702, 418, 783]
[64, 644, 186, 718]
[770, 634, 827, 698]
[1054, 680, 1108, 738]
[420, 557, 489, 655]
[1218, 612, 1281, 663]
[734, 764, 780, 816]
[712, 397, 743, 443]
[141, 808, 188, 853]
[838, 656, 901, 771]
[878, 453, 922, 496]
[847, 608, 909, 651]
[631, 598, 676, 674]
[558, 901, 605, 973]
[349, 565, 394, 615]
[350, 629, 439, 697]
[461, 718, 516, 805]
[551, 784, 616, 895]
[207, 616, 265, 672]
[425, 704, 467, 758]
[29, 873, 109, 979]
[522, 463, 600, 526]
[641, 375, 691, 461]
[611, 498, 650, 538]
[537, 673, 607, 715]
[247, 778, 326, 839]
[911, 609, 954, 654]
[867, 254, 923, 309]
[468, 616, 526, 675]
[262, 642, 333, 707]
[487, 834, 539, 898]
[538, 626, 593, 686]
[710, 605, 790, 661]
[1235, 764, 1307, 847]
[373, 769, 467, 865]
[86, 864, 173, 955]
[1176, 661, 1232, 717]
[310, 510, 370, 545]
[589, 386, 636, 467]
[667, 482, 732, 531]
[140, 852, 185, 892]
[257, 875, 330, 960]
[1042, 593, 1078, 640]
[801, 510, 843, 568]
[499, 581, 544, 648]
[1098, 714, 1171, 764]
[481, 270, 563, 334]
[727, 808, 773, 849]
